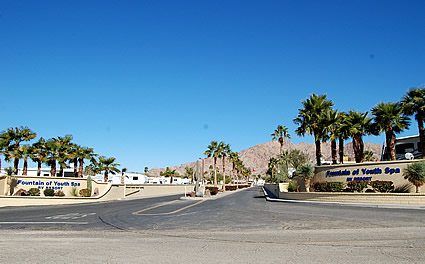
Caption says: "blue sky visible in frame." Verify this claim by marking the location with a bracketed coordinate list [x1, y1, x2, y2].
[1, 0, 424, 172]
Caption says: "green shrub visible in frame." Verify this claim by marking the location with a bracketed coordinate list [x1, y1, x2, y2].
[288, 180, 298, 192]
[55, 190, 65, 197]
[79, 188, 91, 197]
[28, 188, 40, 196]
[43, 188, 55, 197]
[370, 181, 394, 193]
[346, 181, 369, 192]
[225, 185, 237, 191]
[70, 187, 78, 196]
[313, 182, 345, 192]
[206, 187, 219, 195]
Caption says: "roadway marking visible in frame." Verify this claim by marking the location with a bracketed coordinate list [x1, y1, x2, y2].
[132, 200, 205, 216]
[0, 222, 88, 225]
[45, 213, 96, 220]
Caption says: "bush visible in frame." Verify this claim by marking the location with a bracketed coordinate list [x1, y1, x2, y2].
[313, 182, 345, 192]
[79, 188, 91, 197]
[55, 190, 65, 197]
[288, 180, 298, 192]
[70, 187, 78, 196]
[14, 188, 28, 196]
[43, 189, 55, 197]
[370, 181, 394, 193]
[206, 187, 219, 195]
[28, 188, 40, 196]
[346, 181, 369, 192]
[225, 185, 238, 191]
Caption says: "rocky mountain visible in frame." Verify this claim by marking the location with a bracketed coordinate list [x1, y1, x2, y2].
[148, 140, 383, 177]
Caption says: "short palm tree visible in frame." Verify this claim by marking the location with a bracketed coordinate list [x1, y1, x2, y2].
[400, 87, 425, 158]
[293, 94, 334, 166]
[77, 147, 96, 177]
[267, 157, 279, 182]
[31, 138, 47, 176]
[296, 163, 314, 192]
[204, 141, 220, 186]
[271, 125, 291, 155]
[403, 161, 425, 193]
[99, 156, 121, 182]
[346, 111, 374, 163]
[371, 101, 410, 160]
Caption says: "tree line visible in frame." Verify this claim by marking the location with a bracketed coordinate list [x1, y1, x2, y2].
[282, 87, 424, 166]
[0, 127, 122, 182]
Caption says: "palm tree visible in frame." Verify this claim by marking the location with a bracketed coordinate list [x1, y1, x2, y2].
[99, 156, 121, 182]
[296, 163, 314, 192]
[219, 142, 231, 190]
[363, 150, 375, 162]
[371, 101, 410, 160]
[0, 126, 37, 174]
[21, 145, 33, 176]
[271, 125, 291, 155]
[77, 147, 96, 178]
[204, 141, 220, 186]
[160, 167, 179, 184]
[31, 138, 47, 176]
[323, 109, 339, 164]
[346, 111, 374, 163]
[401, 87, 425, 158]
[267, 157, 279, 183]
[55, 135, 73, 177]
[293, 94, 334, 166]
[5, 147, 23, 175]
[45, 139, 60, 177]
[335, 111, 351, 164]
[185, 167, 194, 183]
[228, 152, 239, 185]
[403, 161, 425, 193]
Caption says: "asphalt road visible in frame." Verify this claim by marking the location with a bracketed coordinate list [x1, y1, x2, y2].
[1, 187, 425, 263]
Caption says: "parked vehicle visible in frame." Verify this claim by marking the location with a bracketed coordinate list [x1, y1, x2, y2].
[381, 135, 421, 161]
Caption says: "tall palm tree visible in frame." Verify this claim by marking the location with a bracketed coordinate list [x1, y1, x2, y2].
[5, 147, 23, 175]
[335, 111, 351, 164]
[401, 87, 425, 158]
[21, 145, 33, 176]
[323, 109, 339, 164]
[55, 135, 73, 177]
[0, 126, 37, 174]
[293, 94, 334, 166]
[271, 125, 291, 155]
[204, 141, 220, 186]
[371, 101, 410, 160]
[219, 142, 231, 190]
[31, 138, 47, 176]
[45, 139, 61, 177]
[228, 152, 240, 185]
[99, 156, 120, 182]
[346, 111, 374, 163]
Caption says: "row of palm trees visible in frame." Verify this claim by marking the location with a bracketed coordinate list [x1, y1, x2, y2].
[286, 87, 423, 166]
[0, 126, 121, 182]
[204, 141, 251, 189]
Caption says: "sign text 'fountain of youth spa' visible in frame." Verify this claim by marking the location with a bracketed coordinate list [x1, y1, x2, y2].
[325, 166, 401, 182]
[17, 179, 81, 190]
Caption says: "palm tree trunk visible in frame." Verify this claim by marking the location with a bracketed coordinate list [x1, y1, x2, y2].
[37, 161, 41, 176]
[51, 161, 56, 177]
[73, 158, 78, 177]
[386, 130, 396, 160]
[353, 135, 364, 163]
[315, 138, 322, 166]
[416, 185, 420, 193]
[418, 119, 425, 159]
[78, 158, 84, 178]
[59, 165, 65, 177]
[23, 159, 28, 175]
[104, 170, 108, 182]
[213, 157, 217, 187]
[331, 139, 337, 165]
[338, 137, 344, 164]
[279, 138, 284, 155]
[14, 158, 19, 175]
[222, 157, 226, 191]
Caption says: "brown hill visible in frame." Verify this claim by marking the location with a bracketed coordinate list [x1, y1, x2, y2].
[148, 140, 382, 176]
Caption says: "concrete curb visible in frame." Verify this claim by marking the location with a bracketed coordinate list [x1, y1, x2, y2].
[180, 187, 250, 201]
[262, 187, 425, 210]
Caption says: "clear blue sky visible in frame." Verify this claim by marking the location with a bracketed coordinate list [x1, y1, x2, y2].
[1, 0, 424, 172]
